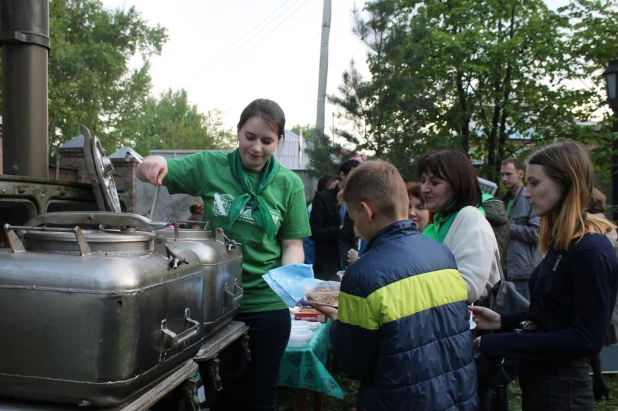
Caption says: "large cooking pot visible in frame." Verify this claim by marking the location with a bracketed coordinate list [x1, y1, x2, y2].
[0, 212, 205, 407]
[158, 224, 243, 338]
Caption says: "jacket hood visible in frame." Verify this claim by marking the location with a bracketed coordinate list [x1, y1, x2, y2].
[483, 197, 509, 225]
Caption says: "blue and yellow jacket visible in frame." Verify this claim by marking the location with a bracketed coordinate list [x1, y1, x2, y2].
[331, 220, 478, 411]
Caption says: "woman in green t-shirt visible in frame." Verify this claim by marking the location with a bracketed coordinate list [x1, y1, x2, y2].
[137, 98, 311, 410]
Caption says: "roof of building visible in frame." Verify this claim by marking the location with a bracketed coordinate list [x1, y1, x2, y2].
[150, 149, 231, 160]
[149, 130, 311, 171]
[110, 147, 144, 162]
[58, 134, 85, 151]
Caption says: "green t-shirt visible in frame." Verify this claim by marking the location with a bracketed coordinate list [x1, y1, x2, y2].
[164, 151, 311, 313]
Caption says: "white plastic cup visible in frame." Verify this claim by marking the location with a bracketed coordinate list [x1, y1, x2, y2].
[291, 320, 312, 330]
[288, 329, 314, 348]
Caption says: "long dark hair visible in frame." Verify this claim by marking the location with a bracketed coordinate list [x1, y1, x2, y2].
[237, 99, 286, 138]
[417, 149, 481, 214]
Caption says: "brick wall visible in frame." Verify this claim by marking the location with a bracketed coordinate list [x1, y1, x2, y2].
[55, 151, 90, 183]
[111, 159, 138, 213]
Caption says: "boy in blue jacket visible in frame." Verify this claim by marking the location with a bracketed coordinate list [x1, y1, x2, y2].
[312, 160, 478, 411]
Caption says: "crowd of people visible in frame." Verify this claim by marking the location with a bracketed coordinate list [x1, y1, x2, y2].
[138, 98, 618, 411]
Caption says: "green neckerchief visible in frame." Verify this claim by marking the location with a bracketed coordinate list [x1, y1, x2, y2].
[423, 211, 459, 243]
[227, 149, 281, 240]
[424, 200, 486, 243]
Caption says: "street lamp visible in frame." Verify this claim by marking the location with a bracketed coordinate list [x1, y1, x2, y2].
[603, 60, 618, 221]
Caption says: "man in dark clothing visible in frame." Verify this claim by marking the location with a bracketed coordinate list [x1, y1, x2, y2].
[310, 159, 360, 280]
[500, 158, 542, 301]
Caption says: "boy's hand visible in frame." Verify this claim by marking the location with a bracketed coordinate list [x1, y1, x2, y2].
[308, 302, 338, 321]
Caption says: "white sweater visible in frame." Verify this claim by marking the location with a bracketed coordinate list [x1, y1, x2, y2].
[443, 206, 501, 303]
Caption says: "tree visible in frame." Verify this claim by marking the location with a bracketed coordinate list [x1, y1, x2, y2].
[331, 0, 618, 182]
[292, 124, 361, 178]
[131, 89, 236, 156]
[46, 0, 167, 151]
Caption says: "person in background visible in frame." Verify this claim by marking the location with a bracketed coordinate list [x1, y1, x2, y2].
[589, 188, 618, 246]
[342, 223, 366, 266]
[471, 140, 618, 410]
[187, 202, 204, 229]
[136, 98, 310, 411]
[303, 174, 338, 264]
[501, 158, 542, 301]
[419, 149, 500, 303]
[312, 160, 478, 411]
[587, 187, 618, 401]
[310, 159, 360, 280]
[481, 192, 510, 268]
[406, 182, 433, 232]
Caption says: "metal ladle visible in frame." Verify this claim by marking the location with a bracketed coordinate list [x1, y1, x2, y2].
[149, 185, 161, 220]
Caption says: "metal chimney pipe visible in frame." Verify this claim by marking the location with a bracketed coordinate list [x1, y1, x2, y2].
[0, 0, 50, 177]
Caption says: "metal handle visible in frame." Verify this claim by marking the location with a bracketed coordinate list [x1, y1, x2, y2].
[149, 185, 161, 220]
[224, 280, 243, 300]
[26, 212, 169, 231]
[4, 224, 91, 255]
[161, 308, 201, 351]
[223, 280, 243, 313]
[215, 228, 241, 252]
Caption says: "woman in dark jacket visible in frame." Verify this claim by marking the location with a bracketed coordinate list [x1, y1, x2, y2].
[471, 140, 618, 410]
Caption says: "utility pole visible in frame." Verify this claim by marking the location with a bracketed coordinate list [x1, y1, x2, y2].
[315, 0, 331, 146]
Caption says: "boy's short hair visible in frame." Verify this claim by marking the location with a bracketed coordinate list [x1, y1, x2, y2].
[501, 157, 525, 172]
[339, 160, 408, 219]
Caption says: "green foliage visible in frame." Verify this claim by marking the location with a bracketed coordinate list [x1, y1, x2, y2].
[47, 0, 168, 151]
[131, 89, 236, 156]
[330, 0, 618, 183]
[291, 124, 347, 178]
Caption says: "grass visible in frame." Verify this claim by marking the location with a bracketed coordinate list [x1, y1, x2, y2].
[278, 371, 618, 410]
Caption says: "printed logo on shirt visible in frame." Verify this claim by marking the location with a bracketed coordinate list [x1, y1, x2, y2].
[212, 193, 280, 225]
[552, 255, 563, 271]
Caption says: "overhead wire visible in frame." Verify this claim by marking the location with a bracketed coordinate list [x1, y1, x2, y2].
[213, 0, 304, 65]
[237, 0, 312, 58]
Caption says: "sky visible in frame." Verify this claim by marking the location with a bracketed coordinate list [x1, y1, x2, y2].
[101, 0, 372, 133]
[101, 0, 570, 133]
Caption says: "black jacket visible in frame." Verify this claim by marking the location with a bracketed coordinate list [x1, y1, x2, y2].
[310, 186, 342, 280]
[339, 212, 357, 268]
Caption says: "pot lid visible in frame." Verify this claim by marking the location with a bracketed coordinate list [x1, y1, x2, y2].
[26, 229, 153, 243]
[82, 125, 122, 212]
[24, 229, 154, 254]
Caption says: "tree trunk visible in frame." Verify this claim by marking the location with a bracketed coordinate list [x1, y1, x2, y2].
[498, 63, 513, 178]
[48, 117, 57, 146]
[456, 70, 470, 153]
[488, 99, 500, 182]
[497, 6, 517, 180]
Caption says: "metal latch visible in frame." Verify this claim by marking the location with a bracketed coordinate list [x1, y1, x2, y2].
[165, 243, 189, 269]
